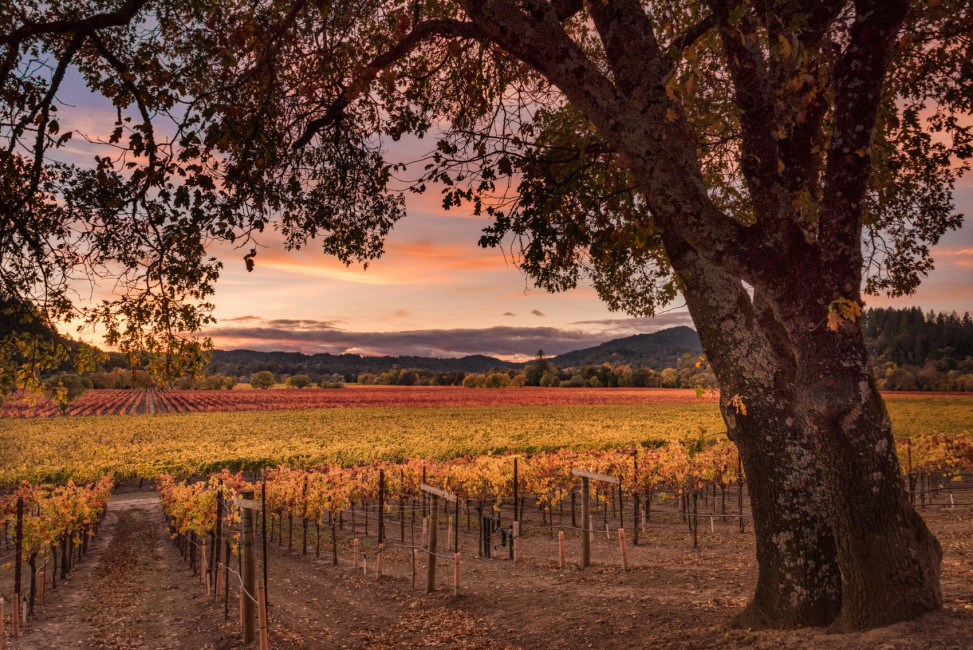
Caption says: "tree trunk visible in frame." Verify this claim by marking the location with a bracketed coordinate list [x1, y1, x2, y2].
[671, 240, 841, 628]
[789, 312, 942, 630]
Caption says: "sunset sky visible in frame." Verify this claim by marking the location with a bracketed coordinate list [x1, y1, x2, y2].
[56, 71, 973, 361]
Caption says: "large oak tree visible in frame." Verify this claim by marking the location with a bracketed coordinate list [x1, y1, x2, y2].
[2, 0, 971, 631]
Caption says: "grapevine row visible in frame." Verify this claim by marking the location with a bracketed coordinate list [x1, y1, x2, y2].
[158, 431, 973, 545]
[1, 477, 113, 635]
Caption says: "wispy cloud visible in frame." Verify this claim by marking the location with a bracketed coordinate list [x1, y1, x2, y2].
[936, 246, 973, 269]
[234, 238, 511, 287]
[570, 312, 696, 334]
[531, 309, 545, 317]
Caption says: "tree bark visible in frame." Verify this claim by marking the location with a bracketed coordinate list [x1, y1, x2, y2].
[785, 301, 942, 630]
[669, 239, 840, 627]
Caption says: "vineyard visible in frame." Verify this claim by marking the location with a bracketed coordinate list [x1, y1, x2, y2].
[2, 386, 966, 419]
[2, 396, 972, 486]
[0, 397, 973, 648]
[0, 478, 112, 640]
[0, 386, 717, 418]
[2, 391, 971, 646]
[7, 431, 968, 647]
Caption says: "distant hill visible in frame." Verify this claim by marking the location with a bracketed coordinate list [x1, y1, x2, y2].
[208, 349, 520, 377]
[550, 326, 702, 368]
[208, 326, 704, 377]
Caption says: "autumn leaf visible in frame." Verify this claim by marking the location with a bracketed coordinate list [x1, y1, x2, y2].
[827, 297, 862, 332]
[827, 309, 843, 332]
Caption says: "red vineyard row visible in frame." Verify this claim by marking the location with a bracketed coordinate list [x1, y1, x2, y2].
[0, 386, 717, 418]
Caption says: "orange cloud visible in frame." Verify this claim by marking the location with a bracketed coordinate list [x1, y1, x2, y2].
[935, 246, 973, 269]
[220, 235, 511, 287]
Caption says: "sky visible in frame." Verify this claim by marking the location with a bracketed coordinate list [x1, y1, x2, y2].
[50, 69, 973, 362]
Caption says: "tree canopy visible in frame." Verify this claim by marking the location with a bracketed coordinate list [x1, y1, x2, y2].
[2, 1, 968, 383]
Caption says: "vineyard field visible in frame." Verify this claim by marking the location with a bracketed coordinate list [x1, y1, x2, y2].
[2, 385, 962, 418]
[0, 386, 715, 417]
[1, 394, 969, 486]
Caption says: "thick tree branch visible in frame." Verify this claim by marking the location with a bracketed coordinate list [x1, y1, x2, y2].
[587, 0, 667, 98]
[462, 1, 782, 286]
[819, 0, 910, 279]
[707, 1, 787, 223]
[292, 18, 483, 149]
[0, 0, 150, 46]
[25, 34, 86, 207]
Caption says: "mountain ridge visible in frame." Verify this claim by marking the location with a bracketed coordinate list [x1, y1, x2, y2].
[208, 326, 703, 376]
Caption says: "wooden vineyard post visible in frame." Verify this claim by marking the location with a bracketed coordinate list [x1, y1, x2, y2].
[378, 469, 385, 545]
[238, 491, 257, 644]
[201, 538, 208, 589]
[377, 544, 384, 577]
[400, 469, 406, 544]
[301, 476, 309, 555]
[558, 531, 566, 568]
[353, 539, 360, 568]
[217, 563, 225, 602]
[447, 517, 453, 550]
[572, 470, 619, 569]
[214, 481, 223, 599]
[454, 499, 459, 553]
[513, 521, 521, 561]
[426, 494, 439, 593]
[257, 578, 269, 650]
[412, 549, 418, 590]
[224, 540, 231, 619]
[513, 457, 519, 528]
[618, 528, 629, 571]
[618, 483, 624, 533]
[421, 483, 456, 594]
[262, 479, 269, 607]
[632, 450, 640, 546]
[571, 490, 577, 529]
[581, 476, 591, 568]
[453, 553, 461, 596]
[737, 456, 745, 533]
[13, 496, 22, 638]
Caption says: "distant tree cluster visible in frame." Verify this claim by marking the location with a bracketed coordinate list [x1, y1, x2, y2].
[865, 308, 973, 391]
[89, 368, 154, 389]
[174, 374, 237, 390]
[514, 350, 717, 390]
[358, 368, 467, 386]
[248, 370, 345, 389]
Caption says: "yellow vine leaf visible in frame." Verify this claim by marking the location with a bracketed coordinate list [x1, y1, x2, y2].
[827, 297, 862, 332]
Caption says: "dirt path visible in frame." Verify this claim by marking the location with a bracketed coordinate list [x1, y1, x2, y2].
[10, 494, 232, 649]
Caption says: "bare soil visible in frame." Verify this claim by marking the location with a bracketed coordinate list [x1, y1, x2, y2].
[7, 493, 972, 649]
